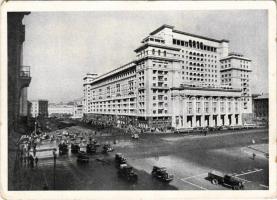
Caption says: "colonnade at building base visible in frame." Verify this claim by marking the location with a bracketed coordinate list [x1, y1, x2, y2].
[173, 114, 242, 129]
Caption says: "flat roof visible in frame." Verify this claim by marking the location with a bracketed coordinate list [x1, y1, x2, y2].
[254, 93, 269, 99]
[149, 24, 229, 43]
[220, 55, 251, 62]
[90, 61, 136, 85]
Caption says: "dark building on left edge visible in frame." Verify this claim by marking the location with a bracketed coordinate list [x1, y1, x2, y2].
[8, 12, 31, 133]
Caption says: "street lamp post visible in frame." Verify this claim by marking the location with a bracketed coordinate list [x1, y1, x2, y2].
[52, 148, 57, 189]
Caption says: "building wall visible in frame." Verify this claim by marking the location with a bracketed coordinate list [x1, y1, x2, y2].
[8, 12, 31, 131]
[30, 100, 48, 117]
[48, 105, 74, 117]
[253, 98, 268, 120]
[83, 25, 252, 129]
[220, 55, 252, 114]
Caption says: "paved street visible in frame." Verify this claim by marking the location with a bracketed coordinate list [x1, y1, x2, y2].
[10, 126, 268, 190]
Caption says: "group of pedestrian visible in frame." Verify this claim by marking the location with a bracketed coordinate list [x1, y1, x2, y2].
[18, 135, 40, 169]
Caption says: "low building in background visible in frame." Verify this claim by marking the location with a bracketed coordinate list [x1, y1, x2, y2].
[30, 100, 48, 118]
[48, 103, 74, 118]
[253, 93, 268, 124]
[72, 98, 84, 119]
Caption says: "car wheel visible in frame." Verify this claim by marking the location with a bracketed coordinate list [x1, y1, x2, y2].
[211, 179, 218, 185]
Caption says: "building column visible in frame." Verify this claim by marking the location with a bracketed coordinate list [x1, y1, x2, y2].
[171, 94, 177, 128]
[238, 113, 242, 125]
[217, 115, 222, 126]
[191, 116, 196, 127]
[192, 96, 197, 127]
[182, 96, 187, 128]
[224, 114, 229, 126]
[231, 114, 236, 126]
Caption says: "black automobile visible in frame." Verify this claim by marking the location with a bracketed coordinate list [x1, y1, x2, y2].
[102, 144, 114, 154]
[115, 153, 127, 167]
[86, 143, 97, 154]
[208, 171, 244, 190]
[117, 164, 138, 182]
[151, 166, 174, 183]
[58, 143, 68, 155]
[77, 151, 89, 163]
[71, 142, 80, 153]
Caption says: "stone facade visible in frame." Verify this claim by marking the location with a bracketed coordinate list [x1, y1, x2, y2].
[8, 12, 31, 132]
[83, 25, 252, 129]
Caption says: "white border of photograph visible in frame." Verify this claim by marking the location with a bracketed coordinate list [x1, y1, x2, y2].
[0, 1, 276, 200]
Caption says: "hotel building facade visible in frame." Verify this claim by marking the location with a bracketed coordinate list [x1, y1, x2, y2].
[83, 25, 252, 129]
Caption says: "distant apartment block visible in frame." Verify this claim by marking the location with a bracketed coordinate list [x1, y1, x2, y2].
[48, 103, 74, 118]
[83, 25, 253, 129]
[253, 93, 268, 121]
[30, 100, 48, 118]
[72, 98, 84, 119]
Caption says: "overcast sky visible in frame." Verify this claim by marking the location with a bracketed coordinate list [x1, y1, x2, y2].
[23, 10, 268, 103]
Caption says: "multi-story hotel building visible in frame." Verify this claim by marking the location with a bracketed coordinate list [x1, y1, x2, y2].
[83, 25, 252, 129]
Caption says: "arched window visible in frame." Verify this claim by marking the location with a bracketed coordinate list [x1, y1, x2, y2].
[193, 41, 196, 48]
[197, 41, 199, 49]
[163, 51, 166, 57]
[200, 42, 203, 49]
[158, 50, 161, 56]
[189, 40, 192, 47]
[152, 49, 155, 55]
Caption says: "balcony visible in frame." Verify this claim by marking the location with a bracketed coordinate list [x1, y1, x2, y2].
[19, 66, 31, 88]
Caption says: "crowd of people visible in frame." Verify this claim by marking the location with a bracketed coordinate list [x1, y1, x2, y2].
[17, 134, 40, 168]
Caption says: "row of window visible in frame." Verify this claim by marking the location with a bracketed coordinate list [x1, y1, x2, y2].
[172, 39, 217, 52]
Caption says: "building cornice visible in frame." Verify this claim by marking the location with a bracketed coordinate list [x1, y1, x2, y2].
[90, 61, 136, 85]
[171, 86, 242, 93]
[135, 55, 182, 63]
[220, 56, 251, 62]
[134, 42, 180, 53]
[220, 67, 252, 72]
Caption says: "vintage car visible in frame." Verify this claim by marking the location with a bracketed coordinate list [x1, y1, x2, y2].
[71, 142, 80, 154]
[102, 144, 114, 153]
[115, 153, 127, 167]
[117, 164, 138, 182]
[151, 166, 174, 183]
[58, 143, 68, 155]
[86, 143, 97, 154]
[77, 151, 89, 163]
[207, 170, 244, 190]
[131, 134, 139, 139]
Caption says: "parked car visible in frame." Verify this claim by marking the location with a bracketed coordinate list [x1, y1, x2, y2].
[151, 166, 174, 183]
[102, 144, 114, 153]
[132, 134, 139, 139]
[71, 142, 80, 153]
[117, 164, 138, 182]
[115, 153, 127, 167]
[77, 151, 89, 163]
[207, 171, 244, 190]
[86, 143, 97, 154]
[58, 143, 68, 155]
